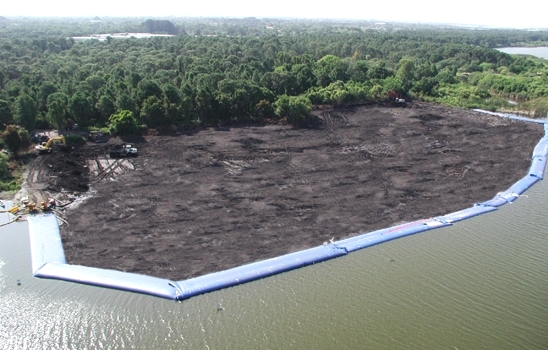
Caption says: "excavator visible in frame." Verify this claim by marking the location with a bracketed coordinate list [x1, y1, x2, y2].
[387, 90, 407, 106]
[35, 135, 67, 155]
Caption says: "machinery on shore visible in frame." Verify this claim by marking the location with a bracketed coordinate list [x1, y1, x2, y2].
[109, 144, 138, 158]
[387, 90, 407, 106]
[35, 136, 68, 155]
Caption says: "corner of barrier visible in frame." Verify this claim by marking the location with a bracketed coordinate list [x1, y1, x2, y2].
[27, 213, 66, 273]
[34, 262, 181, 300]
[496, 175, 540, 204]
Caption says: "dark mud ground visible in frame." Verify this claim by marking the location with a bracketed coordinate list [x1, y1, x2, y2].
[27, 103, 543, 280]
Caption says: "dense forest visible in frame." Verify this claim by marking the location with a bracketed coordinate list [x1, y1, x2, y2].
[0, 17, 548, 190]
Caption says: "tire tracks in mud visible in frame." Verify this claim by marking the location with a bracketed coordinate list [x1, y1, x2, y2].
[321, 111, 349, 146]
[87, 155, 136, 182]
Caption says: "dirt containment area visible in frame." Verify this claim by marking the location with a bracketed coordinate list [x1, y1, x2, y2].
[28, 103, 543, 280]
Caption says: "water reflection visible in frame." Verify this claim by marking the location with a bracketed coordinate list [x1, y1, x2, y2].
[1, 180, 548, 349]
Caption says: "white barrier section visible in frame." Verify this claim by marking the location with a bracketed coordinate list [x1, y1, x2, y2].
[28, 214, 66, 273]
[472, 109, 546, 124]
[0, 201, 17, 227]
[24, 113, 547, 300]
[35, 263, 182, 300]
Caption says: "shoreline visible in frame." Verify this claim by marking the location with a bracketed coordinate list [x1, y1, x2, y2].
[14, 102, 545, 281]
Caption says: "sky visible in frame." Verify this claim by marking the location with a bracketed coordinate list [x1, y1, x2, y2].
[2, 0, 548, 29]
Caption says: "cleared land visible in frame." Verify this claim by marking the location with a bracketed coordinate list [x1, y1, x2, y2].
[23, 103, 543, 280]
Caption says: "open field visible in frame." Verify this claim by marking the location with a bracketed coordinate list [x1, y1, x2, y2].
[24, 102, 543, 280]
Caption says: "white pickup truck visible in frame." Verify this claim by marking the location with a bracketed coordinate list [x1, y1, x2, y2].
[109, 144, 138, 158]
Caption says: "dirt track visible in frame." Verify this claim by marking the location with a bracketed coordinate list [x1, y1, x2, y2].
[28, 103, 543, 280]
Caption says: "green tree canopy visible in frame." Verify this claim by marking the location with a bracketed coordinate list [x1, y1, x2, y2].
[2, 125, 30, 156]
[69, 92, 95, 128]
[108, 110, 138, 135]
[15, 94, 37, 131]
[47, 92, 68, 133]
[273, 94, 312, 124]
[0, 100, 13, 126]
[314, 55, 349, 87]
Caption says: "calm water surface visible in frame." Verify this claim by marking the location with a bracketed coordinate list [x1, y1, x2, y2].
[497, 47, 548, 59]
[1, 180, 548, 349]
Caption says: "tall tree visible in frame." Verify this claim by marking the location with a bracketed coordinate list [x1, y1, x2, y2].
[0, 100, 13, 127]
[68, 92, 94, 128]
[47, 92, 68, 134]
[2, 125, 30, 156]
[15, 94, 37, 131]
[96, 95, 116, 126]
[109, 110, 138, 135]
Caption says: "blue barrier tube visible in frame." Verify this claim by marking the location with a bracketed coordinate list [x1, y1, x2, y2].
[336, 219, 450, 253]
[22, 112, 547, 301]
[35, 263, 181, 300]
[529, 156, 547, 179]
[28, 214, 66, 273]
[532, 137, 548, 158]
[435, 205, 498, 224]
[497, 175, 540, 203]
[177, 244, 347, 300]
[478, 196, 510, 208]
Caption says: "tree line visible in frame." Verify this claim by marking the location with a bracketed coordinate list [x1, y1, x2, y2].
[0, 17, 547, 138]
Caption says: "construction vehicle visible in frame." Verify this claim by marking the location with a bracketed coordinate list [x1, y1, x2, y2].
[88, 131, 109, 143]
[35, 136, 67, 154]
[40, 198, 56, 212]
[387, 90, 407, 106]
[109, 144, 138, 158]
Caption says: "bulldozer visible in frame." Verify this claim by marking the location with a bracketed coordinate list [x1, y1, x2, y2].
[35, 135, 67, 155]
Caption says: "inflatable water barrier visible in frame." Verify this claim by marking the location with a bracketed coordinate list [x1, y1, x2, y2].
[177, 243, 348, 299]
[28, 214, 66, 273]
[35, 262, 182, 300]
[472, 109, 547, 124]
[496, 175, 540, 203]
[24, 112, 548, 300]
[533, 137, 548, 158]
[435, 205, 498, 224]
[529, 156, 547, 179]
[337, 219, 450, 253]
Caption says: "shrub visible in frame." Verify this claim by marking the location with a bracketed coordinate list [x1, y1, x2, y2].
[0, 153, 9, 179]
[65, 134, 86, 146]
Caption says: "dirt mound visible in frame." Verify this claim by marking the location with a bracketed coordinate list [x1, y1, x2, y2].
[27, 103, 543, 280]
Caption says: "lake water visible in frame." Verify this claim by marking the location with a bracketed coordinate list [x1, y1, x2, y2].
[2, 152, 548, 348]
[497, 47, 548, 59]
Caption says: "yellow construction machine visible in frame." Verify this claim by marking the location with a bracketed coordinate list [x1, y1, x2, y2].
[35, 136, 67, 155]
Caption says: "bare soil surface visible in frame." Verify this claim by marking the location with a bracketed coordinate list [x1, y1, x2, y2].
[26, 103, 543, 280]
